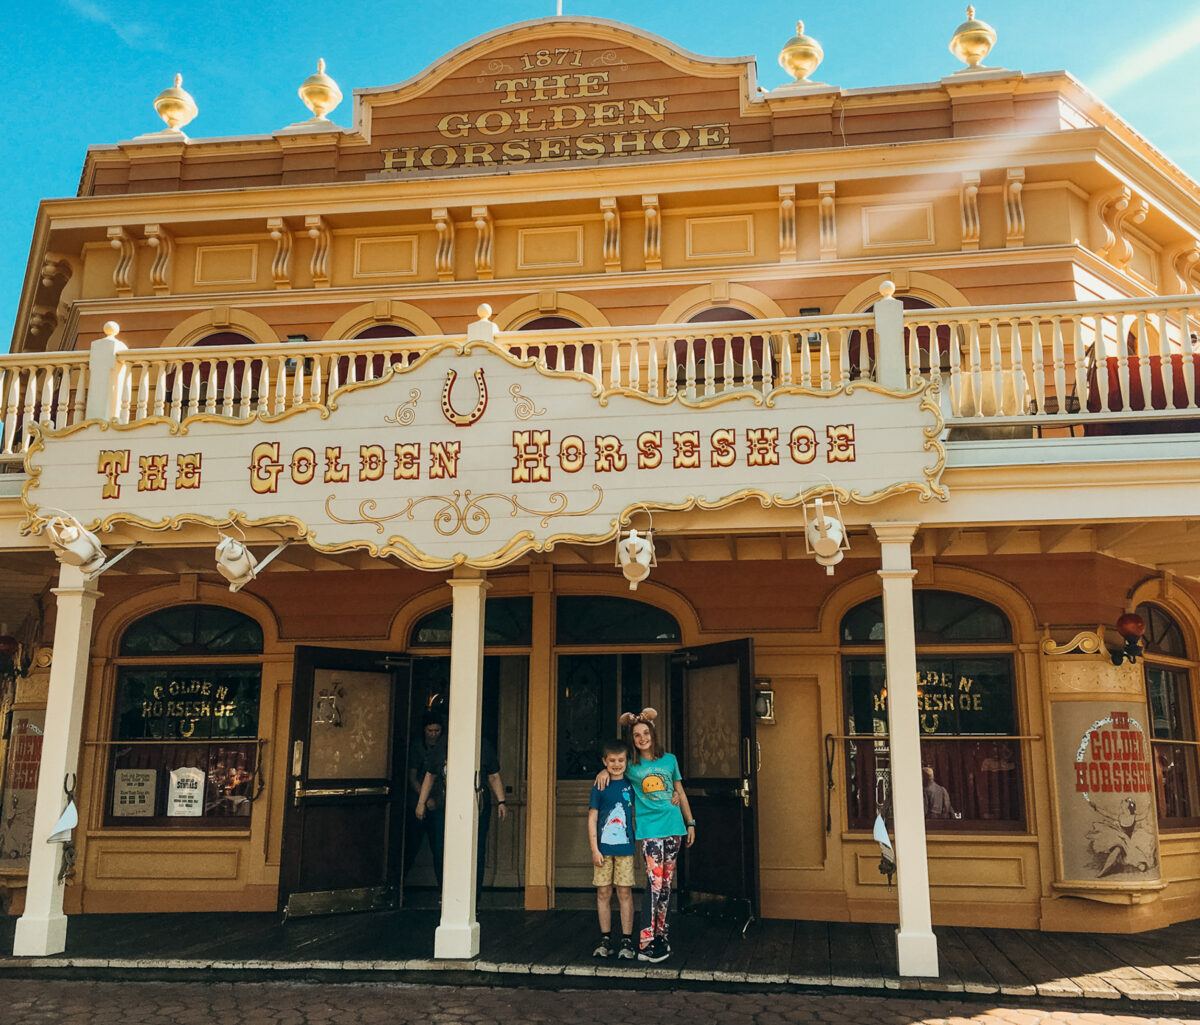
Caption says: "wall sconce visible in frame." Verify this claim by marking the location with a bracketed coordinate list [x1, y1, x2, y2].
[42, 513, 138, 578]
[615, 527, 656, 591]
[1110, 610, 1146, 666]
[803, 494, 849, 574]
[215, 531, 289, 592]
[754, 680, 775, 724]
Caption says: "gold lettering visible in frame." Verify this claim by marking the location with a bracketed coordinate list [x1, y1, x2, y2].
[429, 441, 461, 479]
[652, 127, 690, 153]
[493, 77, 529, 104]
[530, 75, 572, 101]
[381, 146, 419, 171]
[394, 443, 420, 480]
[695, 123, 731, 150]
[248, 442, 282, 495]
[636, 431, 662, 470]
[437, 112, 471, 139]
[550, 104, 586, 130]
[502, 139, 532, 163]
[422, 145, 458, 169]
[137, 453, 169, 492]
[359, 444, 385, 482]
[673, 431, 700, 469]
[559, 435, 586, 473]
[710, 428, 736, 468]
[576, 134, 605, 159]
[594, 435, 627, 472]
[629, 97, 668, 124]
[590, 101, 624, 127]
[324, 446, 350, 484]
[476, 110, 512, 136]
[97, 449, 130, 499]
[512, 430, 551, 484]
[576, 72, 609, 97]
[538, 136, 571, 162]
[175, 452, 202, 490]
[611, 130, 647, 155]
[291, 447, 315, 485]
[462, 142, 496, 166]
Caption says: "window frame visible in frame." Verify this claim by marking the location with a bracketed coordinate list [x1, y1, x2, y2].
[103, 605, 265, 831]
[838, 590, 1028, 834]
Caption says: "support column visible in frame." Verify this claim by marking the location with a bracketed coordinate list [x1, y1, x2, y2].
[13, 564, 100, 956]
[872, 522, 938, 978]
[523, 563, 555, 910]
[434, 567, 489, 959]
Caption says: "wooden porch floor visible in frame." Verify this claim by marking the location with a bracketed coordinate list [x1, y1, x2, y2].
[3, 909, 1200, 1005]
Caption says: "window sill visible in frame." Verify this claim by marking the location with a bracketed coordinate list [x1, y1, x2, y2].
[86, 826, 253, 838]
[840, 830, 1036, 843]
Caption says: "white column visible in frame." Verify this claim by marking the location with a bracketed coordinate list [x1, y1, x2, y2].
[872, 522, 938, 978]
[434, 567, 489, 959]
[872, 281, 906, 390]
[13, 564, 100, 956]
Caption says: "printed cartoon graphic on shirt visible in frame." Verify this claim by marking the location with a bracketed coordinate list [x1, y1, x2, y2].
[641, 772, 670, 797]
[601, 799, 631, 846]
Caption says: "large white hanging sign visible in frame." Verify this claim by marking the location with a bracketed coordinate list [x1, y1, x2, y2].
[22, 341, 946, 569]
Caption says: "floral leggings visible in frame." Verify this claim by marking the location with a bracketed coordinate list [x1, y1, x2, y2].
[639, 836, 683, 949]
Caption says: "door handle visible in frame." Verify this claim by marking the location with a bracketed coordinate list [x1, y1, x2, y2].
[738, 778, 751, 808]
[294, 784, 391, 803]
[292, 740, 304, 776]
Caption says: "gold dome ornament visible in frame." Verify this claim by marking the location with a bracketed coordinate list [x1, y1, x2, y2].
[949, 6, 997, 70]
[778, 20, 824, 82]
[153, 73, 198, 134]
[298, 58, 342, 122]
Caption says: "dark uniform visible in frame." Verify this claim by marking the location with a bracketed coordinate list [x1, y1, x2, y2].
[424, 736, 501, 896]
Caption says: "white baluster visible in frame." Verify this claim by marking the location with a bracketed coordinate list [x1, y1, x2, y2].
[593, 343, 605, 388]
[328, 355, 341, 398]
[1114, 313, 1130, 412]
[136, 363, 150, 419]
[1050, 317, 1066, 416]
[724, 337, 736, 392]
[1073, 316, 1089, 415]
[1027, 321, 1046, 417]
[19, 369, 37, 448]
[1135, 311, 1152, 408]
[1156, 310, 1173, 409]
[310, 355, 323, 403]
[150, 363, 165, 418]
[666, 341, 678, 398]
[947, 322, 962, 416]
[1182, 309, 1197, 409]
[293, 358, 306, 408]
[703, 337, 715, 397]
[685, 338, 697, 400]
[969, 320, 983, 418]
[761, 334, 774, 394]
[819, 330, 832, 389]
[169, 362, 184, 422]
[72, 366, 88, 423]
[257, 360, 271, 416]
[39, 368, 55, 426]
[275, 357, 288, 415]
[2, 370, 17, 453]
[628, 342, 640, 392]
[929, 324, 944, 396]
[185, 361, 199, 417]
[799, 333, 811, 388]
[609, 341, 621, 389]
[988, 319, 1003, 417]
[907, 323, 921, 389]
[648, 340, 660, 397]
[238, 360, 252, 419]
[364, 349, 376, 382]
[781, 331, 795, 387]
[346, 352, 358, 385]
[120, 367, 133, 425]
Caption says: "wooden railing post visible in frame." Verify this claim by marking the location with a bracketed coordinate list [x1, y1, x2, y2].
[84, 322, 126, 421]
[873, 281, 906, 390]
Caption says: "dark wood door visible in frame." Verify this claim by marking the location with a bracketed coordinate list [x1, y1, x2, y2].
[671, 638, 757, 915]
[281, 646, 411, 917]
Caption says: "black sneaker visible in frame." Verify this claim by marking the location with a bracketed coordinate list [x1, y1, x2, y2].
[592, 934, 616, 958]
[637, 938, 670, 963]
[617, 936, 636, 960]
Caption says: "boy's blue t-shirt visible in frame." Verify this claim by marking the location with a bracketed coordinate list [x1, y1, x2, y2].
[588, 777, 636, 857]
[626, 753, 686, 839]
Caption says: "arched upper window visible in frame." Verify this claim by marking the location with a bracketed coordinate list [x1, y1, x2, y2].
[556, 596, 680, 645]
[841, 590, 1011, 645]
[192, 331, 256, 348]
[353, 324, 416, 340]
[517, 316, 582, 331]
[1137, 602, 1199, 827]
[109, 604, 264, 827]
[840, 589, 1022, 833]
[686, 306, 756, 324]
[408, 596, 533, 648]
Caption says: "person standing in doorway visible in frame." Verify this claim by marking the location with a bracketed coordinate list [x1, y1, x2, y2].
[595, 707, 695, 963]
[404, 713, 446, 887]
[415, 732, 507, 901]
[588, 738, 637, 960]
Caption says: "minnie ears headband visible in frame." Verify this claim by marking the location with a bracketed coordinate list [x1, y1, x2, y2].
[618, 707, 659, 728]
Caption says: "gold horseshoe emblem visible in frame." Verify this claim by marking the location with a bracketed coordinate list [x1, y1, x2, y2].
[441, 368, 488, 427]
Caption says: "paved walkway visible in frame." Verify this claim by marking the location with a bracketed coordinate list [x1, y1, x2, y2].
[3, 911, 1200, 1008]
[2, 980, 1200, 1025]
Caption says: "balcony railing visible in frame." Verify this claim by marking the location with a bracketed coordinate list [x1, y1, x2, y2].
[1, 291, 1198, 466]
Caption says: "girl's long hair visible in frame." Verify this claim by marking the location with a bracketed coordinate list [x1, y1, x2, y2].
[626, 719, 664, 763]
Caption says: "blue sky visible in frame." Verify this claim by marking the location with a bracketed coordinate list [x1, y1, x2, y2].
[4, 0, 1199, 352]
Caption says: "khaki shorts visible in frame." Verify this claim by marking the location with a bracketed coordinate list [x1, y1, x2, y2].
[593, 854, 636, 888]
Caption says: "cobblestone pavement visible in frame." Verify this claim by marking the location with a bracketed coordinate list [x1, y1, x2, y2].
[1, 981, 1198, 1025]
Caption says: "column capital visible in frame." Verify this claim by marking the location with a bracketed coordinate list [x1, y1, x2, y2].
[871, 521, 920, 545]
[448, 566, 489, 589]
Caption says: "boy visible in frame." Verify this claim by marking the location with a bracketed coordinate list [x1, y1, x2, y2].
[588, 739, 637, 959]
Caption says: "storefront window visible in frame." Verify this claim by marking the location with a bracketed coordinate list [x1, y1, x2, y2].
[841, 591, 1024, 831]
[1138, 602, 1200, 828]
[408, 596, 533, 647]
[107, 605, 263, 826]
[557, 653, 644, 778]
[556, 596, 680, 645]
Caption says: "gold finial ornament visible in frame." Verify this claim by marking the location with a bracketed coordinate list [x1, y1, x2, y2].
[153, 73, 198, 134]
[949, 5, 997, 69]
[298, 58, 343, 121]
[778, 20, 824, 82]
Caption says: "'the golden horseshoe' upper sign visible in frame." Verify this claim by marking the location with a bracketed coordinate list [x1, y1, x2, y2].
[21, 341, 946, 570]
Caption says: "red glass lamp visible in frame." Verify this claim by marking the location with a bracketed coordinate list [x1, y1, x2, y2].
[1111, 611, 1145, 666]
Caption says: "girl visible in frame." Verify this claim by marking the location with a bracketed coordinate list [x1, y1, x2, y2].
[596, 707, 695, 962]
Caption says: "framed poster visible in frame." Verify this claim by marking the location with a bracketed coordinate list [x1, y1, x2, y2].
[112, 768, 157, 818]
[0, 710, 46, 864]
[167, 765, 206, 817]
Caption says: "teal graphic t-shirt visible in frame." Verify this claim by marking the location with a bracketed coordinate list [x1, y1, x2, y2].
[625, 753, 686, 839]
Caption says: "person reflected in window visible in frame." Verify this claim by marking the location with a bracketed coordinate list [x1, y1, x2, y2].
[404, 713, 446, 887]
[922, 765, 955, 818]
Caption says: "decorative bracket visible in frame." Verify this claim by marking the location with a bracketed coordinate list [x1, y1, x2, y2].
[642, 195, 661, 270]
[1004, 168, 1025, 248]
[106, 226, 136, 298]
[472, 205, 494, 280]
[304, 215, 330, 288]
[433, 208, 455, 281]
[144, 224, 174, 295]
[1090, 185, 1148, 271]
[601, 197, 621, 272]
[39, 255, 72, 291]
[1163, 239, 1200, 294]
[28, 305, 57, 339]
[960, 172, 981, 251]
[268, 217, 293, 289]
[818, 182, 837, 261]
[778, 186, 797, 260]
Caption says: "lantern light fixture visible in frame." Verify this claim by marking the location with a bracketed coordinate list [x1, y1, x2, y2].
[803, 494, 849, 575]
[215, 531, 290, 592]
[42, 512, 138, 578]
[1110, 610, 1146, 666]
[615, 510, 657, 591]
